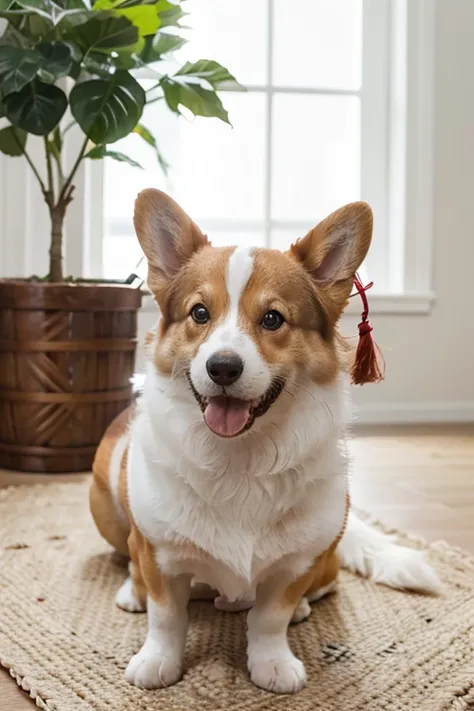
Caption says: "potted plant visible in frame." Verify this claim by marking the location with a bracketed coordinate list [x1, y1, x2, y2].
[0, 0, 241, 473]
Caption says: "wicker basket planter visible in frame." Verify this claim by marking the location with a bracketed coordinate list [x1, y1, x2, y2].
[0, 281, 142, 473]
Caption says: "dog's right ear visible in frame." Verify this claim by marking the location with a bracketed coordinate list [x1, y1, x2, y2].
[134, 189, 209, 297]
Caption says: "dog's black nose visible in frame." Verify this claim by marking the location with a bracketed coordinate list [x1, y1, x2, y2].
[206, 351, 244, 387]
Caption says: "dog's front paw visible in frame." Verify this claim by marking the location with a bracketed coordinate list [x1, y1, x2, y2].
[249, 654, 307, 694]
[125, 646, 183, 689]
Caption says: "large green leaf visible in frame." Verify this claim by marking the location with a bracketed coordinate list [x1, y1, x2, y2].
[0, 8, 54, 39]
[72, 14, 138, 53]
[110, 1, 176, 15]
[0, 46, 43, 95]
[162, 77, 230, 123]
[133, 122, 168, 172]
[113, 43, 145, 69]
[0, 0, 52, 20]
[0, 23, 30, 48]
[93, 0, 161, 36]
[0, 125, 27, 155]
[139, 33, 160, 63]
[37, 42, 72, 78]
[23, 12, 54, 38]
[81, 52, 115, 75]
[116, 5, 160, 35]
[100, 0, 172, 9]
[70, 69, 145, 143]
[4, 79, 67, 135]
[68, 59, 81, 78]
[15, 0, 54, 14]
[138, 28, 187, 64]
[85, 143, 142, 168]
[151, 30, 186, 56]
[122, 6, 158, 34]
[158, 1, 186, 28]
[56, 0, 87, 8]
[0, 9, 23, 32]
[53, 8, 93, 37]
[7, 0, 87, 27]
[175, 59, 244, 91]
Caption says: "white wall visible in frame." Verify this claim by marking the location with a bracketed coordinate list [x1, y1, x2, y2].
[1, 0, 474, 424]
[343, 0, 474, 423]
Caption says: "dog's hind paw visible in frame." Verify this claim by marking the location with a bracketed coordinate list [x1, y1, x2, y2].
[290, 597, 311, 624]
[115, 577, 146, 612]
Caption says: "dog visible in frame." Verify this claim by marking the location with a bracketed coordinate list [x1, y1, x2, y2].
[90, 189, 440, 694]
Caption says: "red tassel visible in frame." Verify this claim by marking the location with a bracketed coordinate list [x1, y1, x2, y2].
[350, 274, 385, 385]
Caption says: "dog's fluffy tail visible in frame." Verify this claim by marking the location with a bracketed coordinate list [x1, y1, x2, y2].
[338, 512, 441, 594]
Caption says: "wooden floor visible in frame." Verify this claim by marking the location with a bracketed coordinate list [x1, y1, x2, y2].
[1, 425, 473, 710]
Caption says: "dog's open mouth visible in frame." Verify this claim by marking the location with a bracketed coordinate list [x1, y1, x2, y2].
[187, 375, 284, 438]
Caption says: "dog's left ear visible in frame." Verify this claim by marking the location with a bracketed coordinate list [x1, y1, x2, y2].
[134, 189, 209, 298]
[289, 202, 373, 318]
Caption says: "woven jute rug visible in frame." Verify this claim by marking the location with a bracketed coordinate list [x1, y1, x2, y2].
[1, 482, 474, 711]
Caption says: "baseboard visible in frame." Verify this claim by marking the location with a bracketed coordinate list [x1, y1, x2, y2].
[354, 401, 474, 425]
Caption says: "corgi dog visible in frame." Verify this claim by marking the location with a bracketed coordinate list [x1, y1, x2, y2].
[91, 190, 440, 695]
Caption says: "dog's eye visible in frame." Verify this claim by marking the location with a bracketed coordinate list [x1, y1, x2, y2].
[191, 304, 210, 324]
[261, 310, 284, 331]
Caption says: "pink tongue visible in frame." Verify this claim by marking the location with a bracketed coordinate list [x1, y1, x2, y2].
[204, 396, 251, 437]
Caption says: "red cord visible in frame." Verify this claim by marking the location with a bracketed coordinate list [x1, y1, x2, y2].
[350, 273, 385, 385]
[351, 273, 374, 330]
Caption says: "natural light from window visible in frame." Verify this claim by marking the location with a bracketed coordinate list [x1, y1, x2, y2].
[102, 0, 381, 283]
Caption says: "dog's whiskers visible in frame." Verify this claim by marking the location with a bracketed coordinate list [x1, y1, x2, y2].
[285, 379, 319, 402]
[171, 360, 190, 382]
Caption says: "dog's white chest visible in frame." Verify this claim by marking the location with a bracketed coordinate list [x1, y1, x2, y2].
[156, 500, 344, 601]
[128, 427, 347, 598]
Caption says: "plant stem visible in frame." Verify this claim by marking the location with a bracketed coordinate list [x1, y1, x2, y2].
[146, 82, 161, 93]
[58, 134, 88, 205]
[46, 134, 89, 282]
[44, 136, 55, 204]
[49, 206, 65, 283]
[62, 120, 76, 136]
[145, 95, 165, 106]
[50, 141, 65, 192]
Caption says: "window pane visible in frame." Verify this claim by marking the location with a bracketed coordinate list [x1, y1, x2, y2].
[206, 229, 265, 249]
[273, 0, 362, 89]
[102, 100, 172, 224]
[271, 94, 360, 223]
[181, 0, 268, 86]
[270, 227, 312, 253]
[103, 234, 142, 280]
[103, 92, 266, 249]
[171, 93, 266, 221]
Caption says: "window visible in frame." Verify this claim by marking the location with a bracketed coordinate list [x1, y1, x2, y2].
[100, 0, 392, 289]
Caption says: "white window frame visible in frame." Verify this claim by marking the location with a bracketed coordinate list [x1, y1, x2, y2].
[100, 0, 393, 291]
[104, 0, 436, 315]
[171, 0, 389, 271]
[347, 0, 436, 314]
[0, 1, 436, 316]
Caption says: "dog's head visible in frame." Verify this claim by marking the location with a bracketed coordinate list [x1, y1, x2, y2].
[134, 189, 372, 438]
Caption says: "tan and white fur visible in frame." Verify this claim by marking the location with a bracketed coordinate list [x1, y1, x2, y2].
[91, 190, 440, 695]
